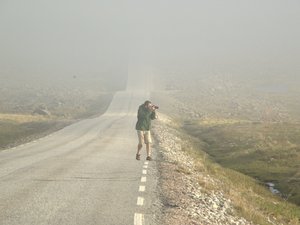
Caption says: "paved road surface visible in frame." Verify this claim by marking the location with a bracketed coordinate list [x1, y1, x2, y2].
[0, 83, 160, 225]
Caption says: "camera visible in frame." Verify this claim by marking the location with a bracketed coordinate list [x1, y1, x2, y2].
[152, 105, 159, 110]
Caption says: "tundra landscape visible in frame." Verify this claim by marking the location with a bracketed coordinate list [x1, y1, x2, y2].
[0, 74, 125, 149]
[1, 0, 299, 224]
[1, 71, 300, 224]
[153, 72, 300, 204]
[151, 72, 300, 223]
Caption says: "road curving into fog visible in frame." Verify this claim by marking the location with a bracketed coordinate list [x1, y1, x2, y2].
[0, 78, 160, 225]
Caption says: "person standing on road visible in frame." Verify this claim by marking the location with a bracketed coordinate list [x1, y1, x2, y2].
[135, 100, 158, 161]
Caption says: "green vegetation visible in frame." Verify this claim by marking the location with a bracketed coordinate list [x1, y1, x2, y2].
[0, 119, 69, 149]
[173, 124, 300, 224]
[152, 71, 300, 223]
[183, 118, 300, 206]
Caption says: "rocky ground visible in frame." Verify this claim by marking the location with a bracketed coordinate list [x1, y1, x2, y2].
[154, 73, 300, 123]
[153, 114, 254, 225]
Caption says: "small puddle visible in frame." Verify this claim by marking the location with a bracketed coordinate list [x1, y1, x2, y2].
[266, 182, 281, 195]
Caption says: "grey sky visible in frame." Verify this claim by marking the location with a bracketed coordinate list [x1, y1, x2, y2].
[0, 0, 299, 81]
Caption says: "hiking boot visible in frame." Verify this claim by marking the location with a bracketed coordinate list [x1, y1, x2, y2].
[136, 154, 141, 160]
[146, 156, 152, 161]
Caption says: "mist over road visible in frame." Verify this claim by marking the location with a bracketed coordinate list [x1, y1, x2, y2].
[0, 74, 159, 225]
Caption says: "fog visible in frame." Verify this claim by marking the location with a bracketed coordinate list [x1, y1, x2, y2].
[1, 0, 300, 87]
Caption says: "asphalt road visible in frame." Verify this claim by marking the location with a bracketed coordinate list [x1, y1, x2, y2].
[0, 89, 161, 225]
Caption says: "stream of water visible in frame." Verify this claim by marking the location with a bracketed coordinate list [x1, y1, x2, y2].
[266, 182, 281, 195]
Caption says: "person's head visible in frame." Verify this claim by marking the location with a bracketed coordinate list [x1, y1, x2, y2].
[144, 100, 153, 110]
[144, 100, 152, 107]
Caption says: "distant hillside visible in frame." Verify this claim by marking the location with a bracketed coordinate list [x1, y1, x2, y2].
[153, 72, 300, 123]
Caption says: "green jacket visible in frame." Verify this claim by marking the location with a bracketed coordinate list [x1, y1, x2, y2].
[135, 104, 156, 131]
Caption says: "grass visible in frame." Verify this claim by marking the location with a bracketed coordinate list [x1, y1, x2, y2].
[152, 73, 300, 223]
[174, 124, 300, 224]
[197, 117, 250, 126]
[0, 119, 70, 149]
[182, 118, 300, 206]
[0, 113, 52, 148]
[0, 113, 49, 123]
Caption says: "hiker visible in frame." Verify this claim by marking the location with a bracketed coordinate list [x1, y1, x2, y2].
[135, 100, 158, 161]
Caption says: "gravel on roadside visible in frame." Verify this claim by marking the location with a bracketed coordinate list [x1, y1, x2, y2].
[153, 114, 254, 225]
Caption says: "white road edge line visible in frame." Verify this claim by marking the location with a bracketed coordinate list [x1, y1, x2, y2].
[141, 176, 147, 182]
[139, 186, 145, 192]
[134, 213, 144, 225]
[142, 170, 147, 175]
[137, 197, 144, 206]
